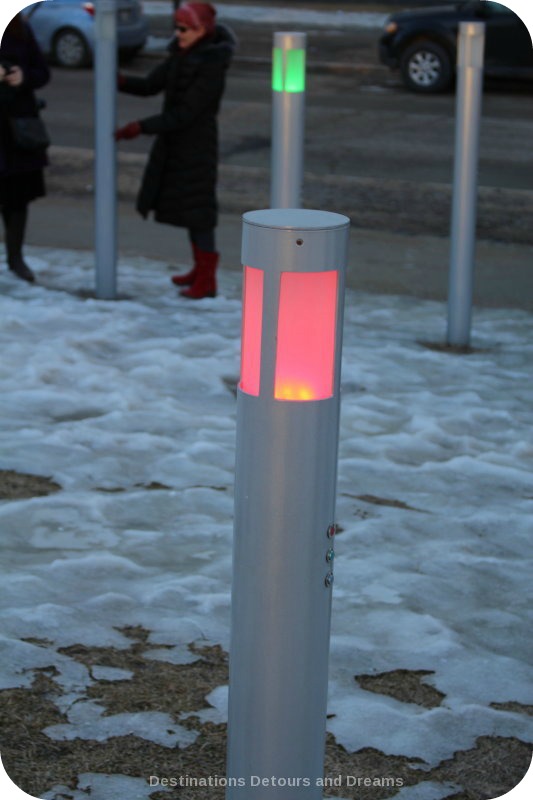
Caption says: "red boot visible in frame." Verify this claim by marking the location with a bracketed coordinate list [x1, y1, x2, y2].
[171, 243, 202, 287]
[180, 250, 219, 299]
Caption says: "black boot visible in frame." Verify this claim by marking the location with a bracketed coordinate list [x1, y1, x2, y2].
[2, 207, 35, 283]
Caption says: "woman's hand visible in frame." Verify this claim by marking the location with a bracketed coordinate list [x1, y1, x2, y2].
[5, 66, 24, 87]
[114, 121, 142, 141]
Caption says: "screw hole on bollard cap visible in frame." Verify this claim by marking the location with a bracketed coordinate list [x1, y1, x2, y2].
[296, 238, 304, 246]
[325, 572, 334, 588]
[327, 524, 336, 539]
[326, 548, 335, 563]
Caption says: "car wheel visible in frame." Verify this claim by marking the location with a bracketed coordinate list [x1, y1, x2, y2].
[52, 28, 91, 68]
[400, 41, 453, 93]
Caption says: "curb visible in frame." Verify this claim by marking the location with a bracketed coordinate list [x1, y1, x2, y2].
[47, 146, 533, 244]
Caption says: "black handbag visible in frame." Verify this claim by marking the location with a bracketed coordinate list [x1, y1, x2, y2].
[9, 115, 50, 151]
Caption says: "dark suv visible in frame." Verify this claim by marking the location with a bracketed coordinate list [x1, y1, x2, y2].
[379, 0, 533, 92]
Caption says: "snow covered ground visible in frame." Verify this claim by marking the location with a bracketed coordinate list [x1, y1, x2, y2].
[143, 2, 387, 30]
[0, 247, 532, 799]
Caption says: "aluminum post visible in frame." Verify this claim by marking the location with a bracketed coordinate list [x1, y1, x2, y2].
[94, 0, 118, 300]
[227, 209, 350, 798]
[447, 22, 485, 347]
[270, 33, 307, 208]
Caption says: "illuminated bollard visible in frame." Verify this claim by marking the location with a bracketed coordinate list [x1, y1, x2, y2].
[95, 0, 118, 300]
[447, 22, 485, 347]
[226, 209, 350, 798]
[270, 32, 307, 208]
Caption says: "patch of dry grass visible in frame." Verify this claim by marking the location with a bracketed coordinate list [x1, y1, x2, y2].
[0, 469, 61, 499]
[355, 669, 445, 709]
[1, 630, 531, 800]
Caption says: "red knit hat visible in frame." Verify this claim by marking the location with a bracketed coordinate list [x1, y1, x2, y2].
[175, 3, 217, 35]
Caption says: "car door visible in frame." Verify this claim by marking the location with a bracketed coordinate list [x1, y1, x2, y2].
[481, 1, 533, 69]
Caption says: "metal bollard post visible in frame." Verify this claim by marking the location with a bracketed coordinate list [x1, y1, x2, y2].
[226, 209, 350, 798]
[270, 33, 307, 208]
[447, 22, 485, 347]
[94, 0, 118, 300]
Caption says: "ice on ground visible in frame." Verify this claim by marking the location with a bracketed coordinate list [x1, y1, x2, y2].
[44, 699, 197, 748]
[90, 665, 134, 681]
[393, 782, 461, 800]
[42, 773, 170, 800]
[181, 684, 229, 725]
[0, 246, 532, 770]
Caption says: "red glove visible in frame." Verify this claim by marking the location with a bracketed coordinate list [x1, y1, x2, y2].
[114, 121, 142, 141]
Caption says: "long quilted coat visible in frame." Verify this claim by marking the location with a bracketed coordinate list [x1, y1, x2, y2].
[0, 20, 50, 178]
[120, 25, 235, 230]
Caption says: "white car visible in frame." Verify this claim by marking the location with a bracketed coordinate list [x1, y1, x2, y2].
[24, 0, 149, 68]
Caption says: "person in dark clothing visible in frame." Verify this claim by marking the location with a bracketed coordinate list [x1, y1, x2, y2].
[0, 13, 50, 283]
[115, 2, 236, 300]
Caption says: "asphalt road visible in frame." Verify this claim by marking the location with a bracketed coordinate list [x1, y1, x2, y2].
[37, 21, 533, 192]
[7, 14, 533, 310]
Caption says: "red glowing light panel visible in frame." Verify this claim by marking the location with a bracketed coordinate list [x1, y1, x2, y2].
[275, 271, 338, 401]
[240, 266, 264, 396]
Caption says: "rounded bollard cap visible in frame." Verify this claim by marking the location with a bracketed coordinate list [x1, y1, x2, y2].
[243, 209, 350, 232]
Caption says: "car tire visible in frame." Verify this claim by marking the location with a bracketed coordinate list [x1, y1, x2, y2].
[400, 40, 453, 93]
[52, 28, 91, 68]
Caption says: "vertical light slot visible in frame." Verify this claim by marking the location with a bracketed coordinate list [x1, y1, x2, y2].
[284, 49, 306, 92]
[240, 266, 264, 396]
[272, 47, 283, 92]
[272, 48, 306, 92]
[274, 271, 338, 401]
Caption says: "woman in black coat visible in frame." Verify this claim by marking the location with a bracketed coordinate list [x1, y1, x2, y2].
[116, 2, 236, 299]
[0, 13, 50, 283]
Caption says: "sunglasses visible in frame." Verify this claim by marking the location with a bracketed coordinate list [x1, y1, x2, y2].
[175, 25, 190, 33]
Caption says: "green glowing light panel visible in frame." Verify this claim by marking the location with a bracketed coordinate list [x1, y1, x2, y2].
[272, 47, 306, 93]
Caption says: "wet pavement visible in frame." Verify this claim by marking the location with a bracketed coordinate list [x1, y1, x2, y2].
[25, 188, 532, 312]
[4, 1, 533, 311]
